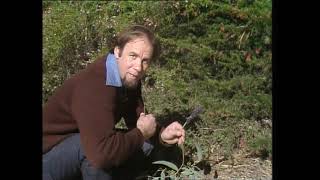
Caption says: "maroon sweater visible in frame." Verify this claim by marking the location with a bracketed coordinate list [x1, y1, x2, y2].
[43, 55, 147, 169]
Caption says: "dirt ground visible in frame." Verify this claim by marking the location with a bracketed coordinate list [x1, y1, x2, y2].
[140, 147, 272, 179]
[204, 151, 272, 180]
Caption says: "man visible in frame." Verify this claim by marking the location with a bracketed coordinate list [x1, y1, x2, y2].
[43, 25, 185, 180]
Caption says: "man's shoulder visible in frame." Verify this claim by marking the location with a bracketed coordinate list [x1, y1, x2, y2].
[86, 54, 107, 71]
[71, 54, 107, 80]
[94, 54, 108, 64]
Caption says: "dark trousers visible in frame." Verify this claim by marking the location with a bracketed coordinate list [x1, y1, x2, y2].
[42, 133, 154, 180]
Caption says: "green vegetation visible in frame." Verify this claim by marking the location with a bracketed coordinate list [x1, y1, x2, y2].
[43, 0, 271, 178]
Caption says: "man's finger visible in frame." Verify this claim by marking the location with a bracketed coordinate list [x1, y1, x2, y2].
[178, 138, 184, 145]
[165, 138, 179, 145]
[172, 121, 182, 127]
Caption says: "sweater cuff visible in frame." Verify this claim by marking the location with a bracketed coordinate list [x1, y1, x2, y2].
[128, 128, 145, 148]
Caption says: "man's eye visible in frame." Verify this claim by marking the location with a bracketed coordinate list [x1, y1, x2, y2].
[129, 55, 136, 59]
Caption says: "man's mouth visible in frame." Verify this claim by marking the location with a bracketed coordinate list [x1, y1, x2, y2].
[128, 73, 138, 79]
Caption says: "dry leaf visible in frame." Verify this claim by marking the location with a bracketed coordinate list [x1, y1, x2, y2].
[244, 52, 252, 62]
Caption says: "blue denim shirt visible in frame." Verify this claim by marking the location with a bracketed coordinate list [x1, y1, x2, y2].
[106, 53, 122, 87]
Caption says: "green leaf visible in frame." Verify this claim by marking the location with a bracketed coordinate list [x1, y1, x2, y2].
[160, 169, 165, 180]
[152, 161, 179, 172]
[181, 168, 193, 176]
[195, 142, 203, 162]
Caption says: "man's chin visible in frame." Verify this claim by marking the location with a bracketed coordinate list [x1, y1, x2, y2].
[123, 80, 139, 89]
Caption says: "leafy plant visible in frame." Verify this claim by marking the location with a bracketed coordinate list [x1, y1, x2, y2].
[150, 142, 205, 179]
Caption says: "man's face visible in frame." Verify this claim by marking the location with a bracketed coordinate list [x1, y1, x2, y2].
[114, 37, 153, 89]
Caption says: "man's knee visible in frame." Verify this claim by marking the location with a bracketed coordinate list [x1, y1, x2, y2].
[80, 158, 113, 180]
[42, 173, 54, 180]
[42, 134, 84, 180]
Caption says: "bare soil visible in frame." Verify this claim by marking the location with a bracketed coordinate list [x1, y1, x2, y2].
[204, 150, 272, 180]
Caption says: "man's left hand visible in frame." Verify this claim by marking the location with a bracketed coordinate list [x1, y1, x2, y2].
[160, 121, 185, 145]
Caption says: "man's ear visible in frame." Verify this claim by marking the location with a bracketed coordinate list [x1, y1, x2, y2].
[114, 46, 120, 59]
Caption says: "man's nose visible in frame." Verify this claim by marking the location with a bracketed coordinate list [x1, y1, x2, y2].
[134, 59, 143, 72]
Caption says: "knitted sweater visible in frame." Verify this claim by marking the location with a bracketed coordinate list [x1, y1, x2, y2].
[43, 55, 146, 169]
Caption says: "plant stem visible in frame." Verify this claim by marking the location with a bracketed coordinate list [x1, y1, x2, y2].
[175, 144, 185, 176]
[182, 122, 187, 128]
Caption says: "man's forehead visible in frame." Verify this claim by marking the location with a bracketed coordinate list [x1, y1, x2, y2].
[125, 38, 153, 55]
[130, 38, 149, 44]
[127, 37, 151, 46]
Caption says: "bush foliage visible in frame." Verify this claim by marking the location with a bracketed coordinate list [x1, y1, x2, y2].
[43, 0, 272, 176]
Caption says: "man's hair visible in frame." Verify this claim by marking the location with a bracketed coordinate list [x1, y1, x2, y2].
[111, 25, 160, 61]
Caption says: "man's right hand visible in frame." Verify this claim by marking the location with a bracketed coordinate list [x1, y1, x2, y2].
[136, 113, 157, 140]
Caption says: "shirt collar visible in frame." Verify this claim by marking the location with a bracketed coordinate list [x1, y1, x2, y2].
[106, 53, 122, 87]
